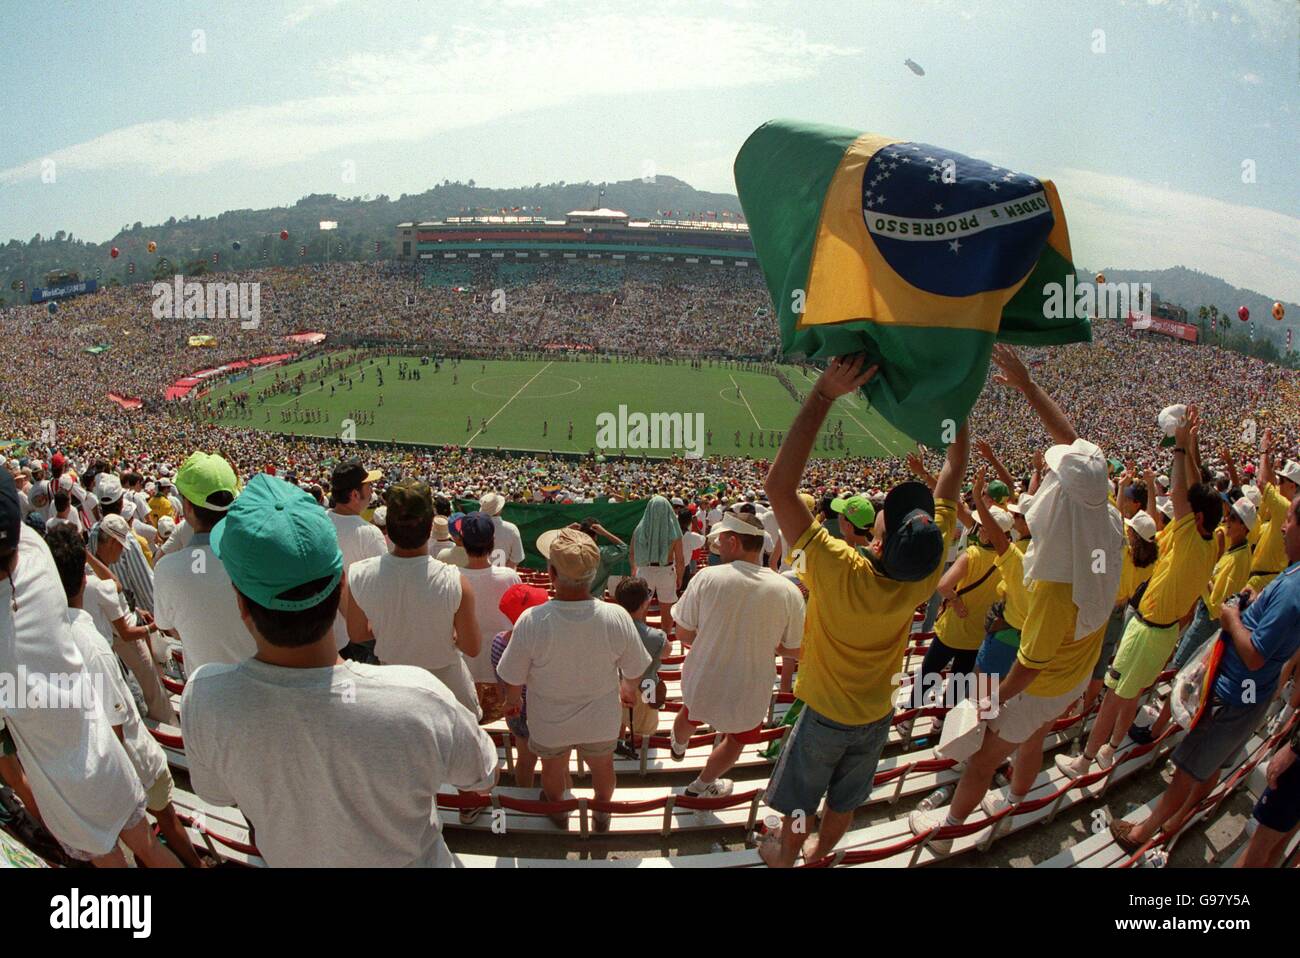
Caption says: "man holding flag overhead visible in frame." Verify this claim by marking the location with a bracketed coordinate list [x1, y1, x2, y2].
[761, 355, 968, 867]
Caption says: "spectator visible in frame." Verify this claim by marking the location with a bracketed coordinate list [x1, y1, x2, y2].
[668, 511, 804, 796]
[182, 474, 497, 866]
[327, 460, 387, 660]
[496, 528, 650, 832]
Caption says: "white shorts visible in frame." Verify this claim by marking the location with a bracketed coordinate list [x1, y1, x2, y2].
[638, 565, 679, 603]
[986, 676, 1089, 746]
[432, 659, 482, 720]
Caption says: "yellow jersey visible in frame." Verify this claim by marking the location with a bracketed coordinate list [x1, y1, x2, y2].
[792, 500, 957, 725]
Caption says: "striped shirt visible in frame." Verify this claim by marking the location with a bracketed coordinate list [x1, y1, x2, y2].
[88, 522, 156, 614]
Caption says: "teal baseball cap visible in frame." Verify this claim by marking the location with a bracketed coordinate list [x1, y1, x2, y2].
[210, 474, 343, 611]
[830, 494, 876, 532]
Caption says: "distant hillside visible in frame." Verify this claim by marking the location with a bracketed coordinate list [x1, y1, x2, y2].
[1076, 265, 1297, 364]
[0, 175, 745, 298]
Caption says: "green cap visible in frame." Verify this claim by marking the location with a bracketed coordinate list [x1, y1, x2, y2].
[175, 452, 241, 511]
[385, 480, 433, 525]
[986, 480, 1010, 503]
[830, 494, 876, 531]
[210, 474, 342, 611]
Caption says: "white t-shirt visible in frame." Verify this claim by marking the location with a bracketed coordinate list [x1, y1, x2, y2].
[152, 536, 254, 677]
[349, 554, 463, 672]
[46, 511, 83, 535]
[496, 599, 651, 750]
[328, 510, 389, 650]
[156, 518, 194, 558]
[681, 530, 706, 563]
[459, 565, 522, 682]
[0, 526, 144, 856]
[83, 572, 129, 645]
[489, 515, 525, 566]
[429, 537, 456, 559]
[132, 518, 159, 548]
[66, 608, 168, 790]
[182, 658, 498, 867]
[674, 560, 805, 732]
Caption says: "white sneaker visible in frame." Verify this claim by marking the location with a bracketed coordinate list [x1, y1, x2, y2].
[1055, 752, 1092, 779]
[909, 807, 953, 855]
[670, 737, 687, 762]
[981, 791, 1017, 818]
[685, 778, 733, 799]
[1096, 743, 1116, 769]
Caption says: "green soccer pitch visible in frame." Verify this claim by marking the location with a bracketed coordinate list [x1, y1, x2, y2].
[201, 353, 914, 460]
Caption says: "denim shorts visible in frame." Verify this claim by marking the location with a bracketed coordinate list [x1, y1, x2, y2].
[974, 628, 1020, 679]
[764, 705, 892, 816]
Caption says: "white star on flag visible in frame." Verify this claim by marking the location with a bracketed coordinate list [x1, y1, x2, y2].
[948, 239, 961, 254]
[928, 173, 939, 182]
[924, 156, 936, 162]
[876, 195, 886, 205]
[988, 182, 999, 191]
[933, 203, 943, 213]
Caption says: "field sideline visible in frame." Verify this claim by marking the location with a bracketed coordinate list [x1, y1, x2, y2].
[200, 353, 914, 460]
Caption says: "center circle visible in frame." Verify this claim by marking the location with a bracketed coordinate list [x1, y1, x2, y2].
[470, 375, 583, 400]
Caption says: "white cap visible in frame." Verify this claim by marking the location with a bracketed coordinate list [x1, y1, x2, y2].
[706, 511, 764, 542]
[1280, 460, 1300, 487]
[986, 506, 1015, 532]
[121, 499, 137, 522]
[157, 515, 176, 537]
[1157, 404, 1186, 437]
[1155, 495, 1174, 519]
[480, 491, 506, 516]
[1241, 484, 1261, 507]
[1157, 475, 1170, 491]
[99, 514, 131, 547]
[1125, 510, 1158, 542]
[95, 473, 123, 504]
[372, 506, 387, 527]
[1231, 497, 1258, 531]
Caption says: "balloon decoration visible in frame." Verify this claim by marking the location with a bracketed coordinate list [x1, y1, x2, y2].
[110, 246, 120, 259]
[147, 241, 157, 253]
[232, 240, 242, 251]
[1095, 272, 1105, 284]
[279, 229, 289, 240]
[1238, 305, 1249, 322]
[1273, 302, 1285, 322]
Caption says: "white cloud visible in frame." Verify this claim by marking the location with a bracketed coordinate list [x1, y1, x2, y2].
[1056, 167, 1300, 301]
[1241, 72, 1262, 84]
[0, 16, 856, 183]
[283, 0, 349, 28]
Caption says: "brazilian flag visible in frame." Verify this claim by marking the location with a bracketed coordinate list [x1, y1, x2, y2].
[734, 120, 1088, 447]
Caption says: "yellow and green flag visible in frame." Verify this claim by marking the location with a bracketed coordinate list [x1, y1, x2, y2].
[734, 120, 1088, 447]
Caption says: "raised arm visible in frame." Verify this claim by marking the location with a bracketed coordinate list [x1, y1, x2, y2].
[972, 467, 1010, 556]
[1171, 404, 1198, 521]
[765, 355, 877, 547]
[975, 439, 1017, 502]
[932, 422, 970, 504]
[1144, 465, 1164, 532]
[1259, 427, 1276, 490]
[1219, 446, 1240, 490]
[991, 344, 1078, 447]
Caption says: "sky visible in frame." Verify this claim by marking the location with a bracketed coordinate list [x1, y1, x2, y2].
[1, 0, 1297, 299]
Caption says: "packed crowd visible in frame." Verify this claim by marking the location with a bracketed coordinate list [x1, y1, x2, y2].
[1, 261, 1296, 510]
[1, 332, 1298, 869]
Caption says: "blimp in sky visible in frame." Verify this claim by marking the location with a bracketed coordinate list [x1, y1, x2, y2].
[904, 58, 925, 76]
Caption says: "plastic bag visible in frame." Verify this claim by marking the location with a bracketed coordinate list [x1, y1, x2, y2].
[1170, 633, 1224, 730]
[936, 697, 985, 762]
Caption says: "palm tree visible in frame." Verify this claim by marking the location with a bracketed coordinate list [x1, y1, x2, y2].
[1197, 305, 1208, 342]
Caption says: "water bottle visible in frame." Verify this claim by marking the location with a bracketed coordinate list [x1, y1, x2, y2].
[918, 784, 954, 811]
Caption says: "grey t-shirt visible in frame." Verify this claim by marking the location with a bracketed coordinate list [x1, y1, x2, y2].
[181, 658, 496, 867]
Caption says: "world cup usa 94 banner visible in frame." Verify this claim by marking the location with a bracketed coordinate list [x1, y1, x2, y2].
[734, 120, 1088, 447]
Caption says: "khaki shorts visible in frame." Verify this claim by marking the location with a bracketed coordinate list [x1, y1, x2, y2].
[529, 739, 617, 760]
[987, 676, 1090, 745]
[1104, 616, 1178, 699]
[145, 768, 175, 813]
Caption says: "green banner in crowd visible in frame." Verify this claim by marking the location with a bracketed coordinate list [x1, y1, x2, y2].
[455, 498, 650, 570]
